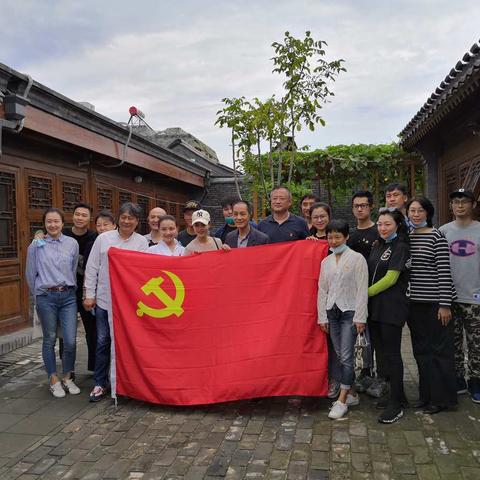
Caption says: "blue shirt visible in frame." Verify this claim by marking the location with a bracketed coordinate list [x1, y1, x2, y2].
[258, 213, 310, 243]
[26, 234, 79, 296]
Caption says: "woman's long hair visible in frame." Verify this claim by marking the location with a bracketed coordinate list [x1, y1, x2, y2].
[377, 207, 409, 243]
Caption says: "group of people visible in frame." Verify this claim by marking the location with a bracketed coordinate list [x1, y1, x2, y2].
[316, 184, 479, 424]
[25, 183, 479, 425]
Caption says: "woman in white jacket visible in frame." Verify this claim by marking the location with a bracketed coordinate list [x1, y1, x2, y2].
[317, 219, 369, 420]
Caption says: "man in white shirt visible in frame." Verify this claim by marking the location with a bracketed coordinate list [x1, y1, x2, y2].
[84, 202, 149, 402]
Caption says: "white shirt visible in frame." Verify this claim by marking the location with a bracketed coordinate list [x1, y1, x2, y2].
[317, 247, 368, 324]
[84, 230, 149, 309]
[148, 240, 185, 256]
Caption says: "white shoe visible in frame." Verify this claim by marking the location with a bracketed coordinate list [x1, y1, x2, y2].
[50, 381, 66, 398]
[346, 394, 360, 406]
[63, 378, 81, 395]
[328, 400, 348, 419]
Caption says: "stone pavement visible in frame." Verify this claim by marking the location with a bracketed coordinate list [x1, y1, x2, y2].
[0, 329, 480, 480]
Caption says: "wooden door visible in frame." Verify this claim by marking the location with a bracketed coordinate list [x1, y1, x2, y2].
[0, 165, 26, 333]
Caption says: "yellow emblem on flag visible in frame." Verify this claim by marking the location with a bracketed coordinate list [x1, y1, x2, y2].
[136, 270, 185, 318]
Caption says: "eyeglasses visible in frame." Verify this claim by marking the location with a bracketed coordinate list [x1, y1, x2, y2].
[452, 199, 473, 206]
[352, 203, 371, 210]
[378, 207, 398, 213]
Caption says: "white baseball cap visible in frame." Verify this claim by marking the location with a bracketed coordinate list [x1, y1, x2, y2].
[191, 209, 211, 225]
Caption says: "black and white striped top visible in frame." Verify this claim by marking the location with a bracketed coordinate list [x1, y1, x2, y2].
[409, 228, 456, 307]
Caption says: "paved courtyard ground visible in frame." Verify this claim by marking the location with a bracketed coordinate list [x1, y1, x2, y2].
[0, 329, 480, 480]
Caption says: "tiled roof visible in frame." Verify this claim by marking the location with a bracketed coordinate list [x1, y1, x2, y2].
[400, 39, 480, 148]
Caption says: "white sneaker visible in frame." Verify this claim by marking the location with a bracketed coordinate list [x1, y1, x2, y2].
[328, 400, 348, 419]
[346, 394, 360, 406]
[50, 381, 66, 398]
[63, 378, 81, 395]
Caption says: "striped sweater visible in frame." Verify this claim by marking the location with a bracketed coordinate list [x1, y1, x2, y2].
[409, 229, 456, 307]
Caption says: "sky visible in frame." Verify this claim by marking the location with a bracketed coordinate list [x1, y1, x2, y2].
[2, 0, 479, 167]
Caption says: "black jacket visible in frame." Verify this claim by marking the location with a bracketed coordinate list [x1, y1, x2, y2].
[225, 228, 270, 248]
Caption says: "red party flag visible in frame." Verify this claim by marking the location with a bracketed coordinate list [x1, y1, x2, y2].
[109, 239, 329, 405]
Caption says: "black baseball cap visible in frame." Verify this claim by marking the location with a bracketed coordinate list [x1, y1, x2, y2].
[449, 189, 475, 201]
[183, 200, 201, 211]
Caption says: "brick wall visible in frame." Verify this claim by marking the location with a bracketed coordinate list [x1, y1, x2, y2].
[202, 178, 250, 229]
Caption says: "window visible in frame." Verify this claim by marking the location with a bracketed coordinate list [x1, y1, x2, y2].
[0, 172, 17, 259]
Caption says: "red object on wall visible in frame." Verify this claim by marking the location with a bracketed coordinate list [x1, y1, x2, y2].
[109, 240, 329, 405]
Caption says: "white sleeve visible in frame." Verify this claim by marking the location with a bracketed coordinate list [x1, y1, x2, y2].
[352, 255, 369, 324]
[317, 259, 329, 324]
[84, 236, 101, 299]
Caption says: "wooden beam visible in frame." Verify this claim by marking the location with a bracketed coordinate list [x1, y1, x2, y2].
[23, 106, 204, 187]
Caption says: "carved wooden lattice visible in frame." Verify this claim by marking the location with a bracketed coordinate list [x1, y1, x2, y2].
[137, 195, 150, 235]
[168, 202, 177, 216]
[62, 181, 83, 212]
[28, 175, 52, 209]
[0, 172, 17, 259]
[97, 186, 113, 211]
[29, 222, 44, 242]
[118, 190, 133, 206]
[460, 157, 480, 193]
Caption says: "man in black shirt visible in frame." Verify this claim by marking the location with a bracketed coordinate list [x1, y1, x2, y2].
[63, 203, 97, 372]
[300, 194, 320, 230]
[385, 183, 408, 216]
[348, 191, 378, 260]
[347, 191, 379, 395]
[214, 196, 240, 243]
[177, 200, 201, 247]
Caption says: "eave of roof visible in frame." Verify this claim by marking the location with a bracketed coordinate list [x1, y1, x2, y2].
[0, 63, 228, 180]
[399, 39, 480, 149]
[168, 139, 237, 177]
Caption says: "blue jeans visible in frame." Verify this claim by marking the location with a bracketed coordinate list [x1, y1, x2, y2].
[36, 290, 77, 377]
[327, 305, 357, 390]
[93, 306, 110, 387]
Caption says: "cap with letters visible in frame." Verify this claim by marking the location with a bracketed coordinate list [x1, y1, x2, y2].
[191, 209, 210, 225]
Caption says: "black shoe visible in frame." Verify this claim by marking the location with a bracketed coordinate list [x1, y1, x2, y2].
[412, 399, 429, 409]
[378, 406, 404, 424]
[376, 396, 409, 410]
[422, 405, 446, 415]
[468, 377, 479, 395]
[456, 377, 468, 395]
[375, 398, 389, 410]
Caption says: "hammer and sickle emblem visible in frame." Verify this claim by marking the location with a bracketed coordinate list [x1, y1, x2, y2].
[136, 270, 185, 319]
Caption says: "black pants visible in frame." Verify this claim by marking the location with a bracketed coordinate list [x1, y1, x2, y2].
[369, 321, 406, 408]
[407, 302, 457, 407]
[60, 294, 97, 371]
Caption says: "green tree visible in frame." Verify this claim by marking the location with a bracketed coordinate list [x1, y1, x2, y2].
[241, 143, 423, 213]
[215, 97, 246, 199]
[271, 31, 346, 184]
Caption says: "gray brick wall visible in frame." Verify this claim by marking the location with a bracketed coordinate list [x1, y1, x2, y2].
[202, 178, 250, 229]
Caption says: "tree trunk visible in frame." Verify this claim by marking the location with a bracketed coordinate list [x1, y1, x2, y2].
[268, 137, 274, 187]
[231, 131, 242, 199]
[276, 151, 283, 187]
[257, 133, 268, 201]
[287, 118, 295, 185]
